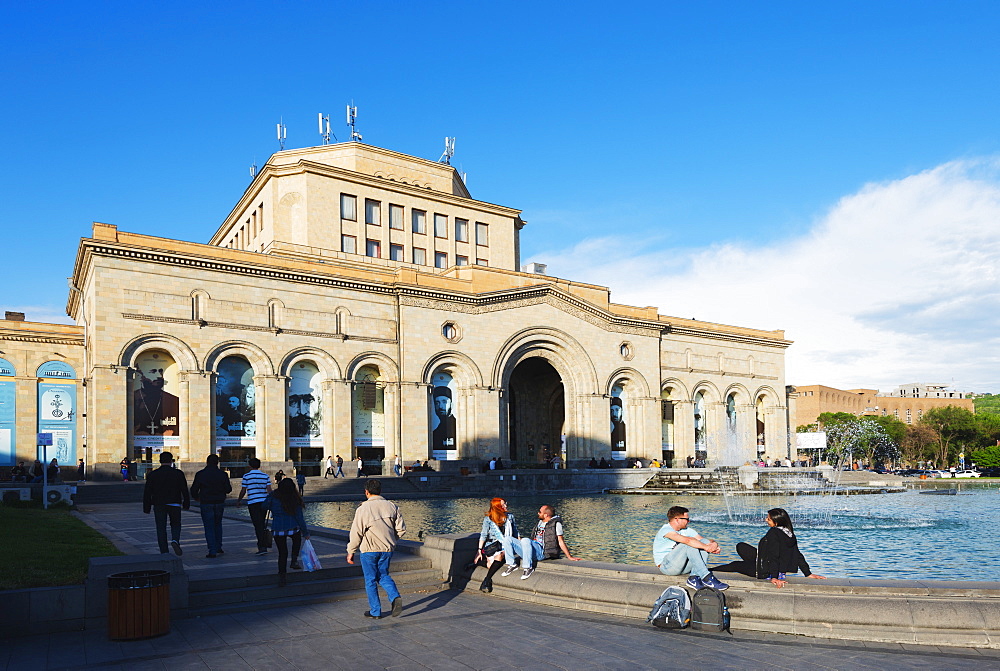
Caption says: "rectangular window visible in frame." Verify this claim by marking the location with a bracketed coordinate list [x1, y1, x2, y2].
[366, 239, 381, 258]
[389, 243, 404, 261]
[389, 204, 403, 230]
[476, 258, 489, 267]
[412, 247, 426, 265]
[412, 209, 426, 234]
[365, 199, 381, 226]
[434, 214, 448, 238]
[341, 235, 357, 254]
[435, 251, 448, 268]
[455, 218, 468, 242]
[476, 222, 489, 246]
[341, 194, 357, 221]
[456, 255, 468, 266]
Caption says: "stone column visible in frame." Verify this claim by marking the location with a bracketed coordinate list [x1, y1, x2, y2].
[331, 379, 353, 458]
[577, 393, 610, 460]
[632, 395, 661, 460]
[90, 365, 129, 476]
[256, 375, 287, 463]
[739, 403, 757, 464]
[766, 405, 789, 459]
[469, 385, 501, 460]
[707, 401, 726, 465]
[384, 382, 400, 467]
[180, 369, 211, 464]
[398, 381, 430, 463]
[320, 378, 338, 459]
[672, 399, 694, 465]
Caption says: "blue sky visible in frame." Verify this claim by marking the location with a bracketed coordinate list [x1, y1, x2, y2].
[3, 2, 999, 392]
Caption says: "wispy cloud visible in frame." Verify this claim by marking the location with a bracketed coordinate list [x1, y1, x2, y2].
[529, 159, 1000, 393]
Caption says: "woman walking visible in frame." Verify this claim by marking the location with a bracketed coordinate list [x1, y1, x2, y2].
[263, 478, 310, 587]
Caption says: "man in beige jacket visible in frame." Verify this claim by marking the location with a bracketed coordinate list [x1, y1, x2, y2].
[347, 479, 406, 618]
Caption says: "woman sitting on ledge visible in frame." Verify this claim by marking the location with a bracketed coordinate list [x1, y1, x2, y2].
[754, 508, 826, 588]
[473, 497, 517, 593]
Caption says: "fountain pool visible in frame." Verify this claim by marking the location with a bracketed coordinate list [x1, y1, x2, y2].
[236, 484, 1000, 581]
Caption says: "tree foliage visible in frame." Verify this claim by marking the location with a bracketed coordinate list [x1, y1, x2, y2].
[970, 445, 1000, 469]
[824, 417, 899, 467]
[900, 423, 939, 465]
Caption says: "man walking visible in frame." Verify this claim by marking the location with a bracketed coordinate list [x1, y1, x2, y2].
[236, 457, 272, 556]
[346, 479, 405, 619]
[334, 455, 345, 478]
[142, 451, 190, 555]
[190, 454, 232, 558]
[653, 506, 729, 591]
[511, 504, 581, 580]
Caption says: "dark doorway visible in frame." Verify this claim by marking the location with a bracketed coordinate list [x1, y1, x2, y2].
[507, 358, 564, 464]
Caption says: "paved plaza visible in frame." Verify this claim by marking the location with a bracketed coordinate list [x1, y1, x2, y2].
[2, 503, 997, 670]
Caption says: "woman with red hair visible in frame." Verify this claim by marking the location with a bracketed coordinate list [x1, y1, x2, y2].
[474, 497, 519, 592]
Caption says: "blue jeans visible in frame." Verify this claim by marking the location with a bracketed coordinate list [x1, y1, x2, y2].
[200, 503, 225, 554]
[153, 504, 182, 553]
[658, 544, 710, 579]
[500, 535, 521, 567]
[518, 538, 544, 569]
[360, 551, 400, 616]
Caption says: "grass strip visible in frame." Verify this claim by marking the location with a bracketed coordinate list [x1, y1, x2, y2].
[0, 501, 123, 589]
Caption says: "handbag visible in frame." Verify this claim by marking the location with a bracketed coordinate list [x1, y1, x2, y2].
[263, 510, 274, 549]
[483, 540, 502, 556]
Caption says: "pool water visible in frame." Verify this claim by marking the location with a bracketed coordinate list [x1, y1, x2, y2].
[241, 485, 1000, 581]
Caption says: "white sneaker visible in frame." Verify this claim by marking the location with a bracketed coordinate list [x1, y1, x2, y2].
[520, 567, 534, 580]
[500, 565, 517, 577]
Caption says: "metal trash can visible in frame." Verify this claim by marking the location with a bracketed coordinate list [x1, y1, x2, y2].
[107, 570, 171, 640]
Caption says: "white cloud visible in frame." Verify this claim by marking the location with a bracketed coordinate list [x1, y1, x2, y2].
[530, 159, 1000, 394]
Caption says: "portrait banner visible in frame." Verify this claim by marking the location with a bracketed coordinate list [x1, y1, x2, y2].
[132, 350, 180, 442]
[430, 370, 457, 461]
[289, 361, 322, 445]
[610, 383, 626, 460]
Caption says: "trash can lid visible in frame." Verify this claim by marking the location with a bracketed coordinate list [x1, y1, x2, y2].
[107, 570, 171, 589]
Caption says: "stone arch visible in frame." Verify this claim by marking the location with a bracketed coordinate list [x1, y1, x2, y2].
[723, 383, 752, 403]
[753, 385, 781, 407]
[420, 350, 484, 389]
[278, 347, 342, 379]
[691, 380, 722, 403]
[204, 341, 275, 376]
[119, 333, 199, 371]
[492, 327, 598, 396]
[345, 351, 399, 382]
[660, 378, 690, 399]
[605, 367, 651, 398]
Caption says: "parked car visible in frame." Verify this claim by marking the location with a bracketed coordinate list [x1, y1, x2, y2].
[953, 470, 981, 478]
[927, 470, 951, 479]
[979, 467, 1000, 478]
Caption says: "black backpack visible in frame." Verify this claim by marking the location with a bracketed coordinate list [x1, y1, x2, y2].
[690, 586, 730, 633]
[647, 586, 691, 629]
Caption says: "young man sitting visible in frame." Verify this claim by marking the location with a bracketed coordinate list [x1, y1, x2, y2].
[504, 504, 581, 580]
[653, 505, 729, 591]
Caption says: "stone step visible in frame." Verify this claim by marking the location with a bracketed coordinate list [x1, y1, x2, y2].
[187, 555, 433, 592]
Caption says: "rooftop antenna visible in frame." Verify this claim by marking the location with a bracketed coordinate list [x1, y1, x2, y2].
[439, 137, 456, 164]
[276, 119, 287, 150]
[346, 103, 362, 142]
[249, 158, 258, 179]
[318, 112, 336, 145]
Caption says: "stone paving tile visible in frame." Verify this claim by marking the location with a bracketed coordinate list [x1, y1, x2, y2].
[82, 640, 125, 666]
[194, 648, 253, 671]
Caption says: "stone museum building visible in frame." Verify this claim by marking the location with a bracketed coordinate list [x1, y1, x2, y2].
[0, 142, 791, 478]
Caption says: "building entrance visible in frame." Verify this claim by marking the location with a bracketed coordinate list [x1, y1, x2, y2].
[506, 357, 564, 464]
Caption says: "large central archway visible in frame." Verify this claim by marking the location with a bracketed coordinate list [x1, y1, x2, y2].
[507, 357, 564, 463]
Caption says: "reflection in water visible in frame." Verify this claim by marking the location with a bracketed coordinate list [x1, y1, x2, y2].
[235, 487, 1000, 580]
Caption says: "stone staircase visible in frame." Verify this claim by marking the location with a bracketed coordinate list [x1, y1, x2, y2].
[187, 553, 443, 616]
[628, 468, 724, 493]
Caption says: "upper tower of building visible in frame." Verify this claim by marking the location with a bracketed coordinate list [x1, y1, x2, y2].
[209, 142, 525, 272]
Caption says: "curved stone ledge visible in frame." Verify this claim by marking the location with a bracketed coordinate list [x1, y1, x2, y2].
[422, 533, 1000, 649]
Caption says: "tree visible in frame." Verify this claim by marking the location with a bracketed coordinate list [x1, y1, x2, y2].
[969, 445, 1000, 469]
[920, 406, 980, 467]
[900, 423, 939, 466]
[817, 412, 858, 428]
[869, 415, 907, 446]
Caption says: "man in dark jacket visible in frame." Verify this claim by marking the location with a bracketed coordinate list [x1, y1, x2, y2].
[190, 454, 232, 558]
[142, 451, 190, 555]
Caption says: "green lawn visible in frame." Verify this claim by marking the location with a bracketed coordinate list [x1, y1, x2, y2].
[0, 502, 123, 589]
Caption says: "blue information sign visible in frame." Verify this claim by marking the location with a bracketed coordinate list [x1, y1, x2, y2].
[37, 432, 53, 446]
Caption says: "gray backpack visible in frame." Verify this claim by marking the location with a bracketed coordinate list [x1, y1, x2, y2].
[647, 586, 692, 629]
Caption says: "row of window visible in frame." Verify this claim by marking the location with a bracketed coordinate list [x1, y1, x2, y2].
[340, 236, 488, 268]
[340, 194, 488, 245]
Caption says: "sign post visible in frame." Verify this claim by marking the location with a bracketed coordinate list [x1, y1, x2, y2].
[37, 432, 52, 509]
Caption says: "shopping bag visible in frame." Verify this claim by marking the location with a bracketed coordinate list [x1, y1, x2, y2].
[300, 539, 322, 572]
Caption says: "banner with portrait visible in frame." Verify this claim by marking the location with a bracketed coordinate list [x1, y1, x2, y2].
[214, 356, 256, 450]
[289, 361, 322, 448]
[430, 370, 457, 461]
[352, 365, 385, 448]
[610, 383, 626, 460]
[132, 350, 181, 455]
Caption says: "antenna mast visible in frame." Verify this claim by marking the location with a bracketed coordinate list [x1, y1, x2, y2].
[346, 103, 362, 142]
[249, 159, 258, 179]
[318, 112, 336, 144]
[276, 119, 287, 150]
[439, 137, 456, 164]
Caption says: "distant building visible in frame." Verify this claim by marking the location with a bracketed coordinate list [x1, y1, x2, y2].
[792, 384, 975, 429]
[883, 383, 967, 399]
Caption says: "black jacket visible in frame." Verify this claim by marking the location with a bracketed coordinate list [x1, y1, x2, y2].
[142, 465, 190, 513]
[756, 526, 812, 579]
[190, 465, 232, 504]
